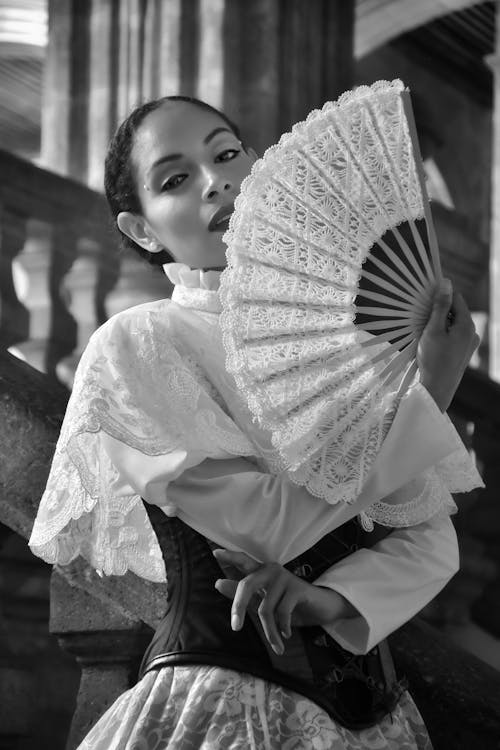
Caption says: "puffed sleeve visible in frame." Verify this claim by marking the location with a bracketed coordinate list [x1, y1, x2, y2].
[159, 379, 482, 563]
[314, 513, 459, 654]
[28, 304, 255, 581]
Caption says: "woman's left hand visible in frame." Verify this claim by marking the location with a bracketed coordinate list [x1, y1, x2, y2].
[213, 548, 357, 656]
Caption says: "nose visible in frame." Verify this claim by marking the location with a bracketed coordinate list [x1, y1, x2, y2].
[201, 167, 232, 201]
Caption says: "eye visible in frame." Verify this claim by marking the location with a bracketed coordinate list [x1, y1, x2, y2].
[161, 173, 188, 192]
[215, 148, 240, 163]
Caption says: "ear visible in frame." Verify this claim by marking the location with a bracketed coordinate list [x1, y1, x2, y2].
[117, 211, 163, 254]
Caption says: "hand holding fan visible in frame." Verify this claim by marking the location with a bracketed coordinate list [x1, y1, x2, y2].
[219, 79, 442, 503]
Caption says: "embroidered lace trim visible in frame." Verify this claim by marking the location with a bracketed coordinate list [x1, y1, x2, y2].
[359, 440, 483, 530]
[219, 80, 430, 505]
[29, 300, 254, 581]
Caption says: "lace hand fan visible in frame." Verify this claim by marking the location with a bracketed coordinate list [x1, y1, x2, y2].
[219, 79, 442, 503]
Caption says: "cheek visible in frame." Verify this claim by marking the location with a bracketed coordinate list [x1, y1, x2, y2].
[150, 198, 197, 241]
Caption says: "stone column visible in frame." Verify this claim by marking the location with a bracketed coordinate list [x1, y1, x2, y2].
[221, 0, 355, 154]
[488, 12, 500, 379]
[41, 0, 91, 180]
[50, 571, 153, 749]
[42, 0, 356, 186]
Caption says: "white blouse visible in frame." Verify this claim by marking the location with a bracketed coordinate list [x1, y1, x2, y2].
[29, 262, 483, 654]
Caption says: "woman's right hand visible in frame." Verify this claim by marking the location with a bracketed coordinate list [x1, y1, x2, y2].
[418, 278, 479, 412]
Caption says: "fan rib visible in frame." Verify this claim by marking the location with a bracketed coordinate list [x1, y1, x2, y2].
[356, 306, 417, 319]
[291, 147, 426, 297]
[359, 326, 414, 347]
[236, 258, 355, 294]
[400, 90, 442, 280]
[366, 332, 416, 368]
[374, 236, 428, 296]
[379, 342, 417, 386]
[364, 101, 418, 232]
[356, 288, 426, 316]
[392, 223, 435, 286]
[255, 211, 361, 274]
[360, 103, 435, 297]
[360, 268, 420, 305]
[395, 360, 419, 399]
[327, 104, 425, 289]
[362, 250, 426, 299]
[357, 318, 414, 332]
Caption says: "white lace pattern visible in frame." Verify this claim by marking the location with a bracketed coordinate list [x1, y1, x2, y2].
[29, 294, 255, 581]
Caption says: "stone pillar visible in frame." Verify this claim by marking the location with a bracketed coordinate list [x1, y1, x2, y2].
[221, 0, 355, 154]
[41, 0, 91, 179]
[0, 205, 29, 349]
[42, 0, 356, 185]
[50, 571, 153, 749]
[488, 13, 500, 379]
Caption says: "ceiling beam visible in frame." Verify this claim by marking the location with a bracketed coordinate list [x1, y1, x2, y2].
[355, 0, 485, 58]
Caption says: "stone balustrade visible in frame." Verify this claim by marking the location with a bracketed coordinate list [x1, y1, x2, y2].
[0, 148, 119, 380]
[0, 142, 499, 749]
[0, 148, 172, 389]
[1, 343, 500, 748]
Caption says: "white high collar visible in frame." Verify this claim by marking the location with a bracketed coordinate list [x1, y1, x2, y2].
[163, 262, 222, 313]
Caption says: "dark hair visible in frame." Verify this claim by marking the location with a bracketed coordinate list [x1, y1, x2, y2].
[104, 95, 242, 266]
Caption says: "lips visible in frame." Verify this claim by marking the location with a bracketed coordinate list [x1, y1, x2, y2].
[208, 204, 234, 232]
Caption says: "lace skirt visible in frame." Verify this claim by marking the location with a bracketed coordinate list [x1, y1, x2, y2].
[77, 665, 433, 750]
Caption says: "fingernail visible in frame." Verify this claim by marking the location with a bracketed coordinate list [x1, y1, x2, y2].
[231, 614, 241, 631]
[272, 642, 284, 656]
[281, 629, 291, 639]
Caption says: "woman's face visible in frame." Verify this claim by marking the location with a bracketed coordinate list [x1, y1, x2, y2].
[122, 101, 256, 269]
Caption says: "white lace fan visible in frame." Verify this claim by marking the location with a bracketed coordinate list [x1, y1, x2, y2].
[219, 79, 442, 502]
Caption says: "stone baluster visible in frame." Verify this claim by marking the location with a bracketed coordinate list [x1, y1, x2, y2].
[44, 223, 79, 380]
[0, 204, 29, 351]
[487, 34, 500, 378]
[50, 571, 153, 750]
[55, 243, 100, 388]
[55, 237, 123, 388]
[9, 218, 53, 372]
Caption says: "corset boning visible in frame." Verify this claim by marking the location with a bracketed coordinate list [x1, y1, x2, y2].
[139, 503, 406, 730]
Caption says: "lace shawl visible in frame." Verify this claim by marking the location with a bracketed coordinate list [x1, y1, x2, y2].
[29, 263, 483, 581]
[28, 278, 256, 582]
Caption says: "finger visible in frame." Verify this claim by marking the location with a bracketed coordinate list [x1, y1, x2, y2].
[466, 331, 481, 362]
[448, 291, 470, 327]
[258, 581, 287, 655]
[275, 591, 297, 638]
[426, 278, 453, 332]
[214, 578, 238, 600]
[231, 566, 277, 632]
[213, 549, 261, 576]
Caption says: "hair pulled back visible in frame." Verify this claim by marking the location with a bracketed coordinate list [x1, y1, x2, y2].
[104, 95, 242, 266]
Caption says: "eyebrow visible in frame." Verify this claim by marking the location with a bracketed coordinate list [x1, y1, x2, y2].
[146, 127, 235, 177]
[204, 126, 233, 144]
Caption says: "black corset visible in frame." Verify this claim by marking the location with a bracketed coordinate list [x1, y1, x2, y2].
[139, 503, 406, 730]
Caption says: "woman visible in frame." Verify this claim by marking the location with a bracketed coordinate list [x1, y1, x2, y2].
[30, 95, 481, 749]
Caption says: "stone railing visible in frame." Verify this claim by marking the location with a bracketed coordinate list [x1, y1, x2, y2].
[0, 149, 170, 748]
[0, 149, 171, 388]
[0, 148, 121, 381]
[1, 347, 500, 748]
